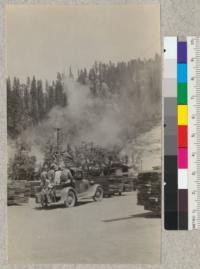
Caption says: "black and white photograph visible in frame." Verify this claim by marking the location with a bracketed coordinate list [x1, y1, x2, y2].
[7, 4, 161, 264]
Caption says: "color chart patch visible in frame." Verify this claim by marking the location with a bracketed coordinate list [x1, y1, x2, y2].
[177, 40, 188, 230]
[164, 37, 188, 230]
[164, 37, 178, 230]
[164, 37, 200, 230]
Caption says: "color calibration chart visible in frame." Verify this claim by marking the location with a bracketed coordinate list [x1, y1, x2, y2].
[164, 36, 200, 230]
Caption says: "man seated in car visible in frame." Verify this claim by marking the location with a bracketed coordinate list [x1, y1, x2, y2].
[54, 166, 62, 185]
[40, 165, 52, 203]
[47, 164, 56, 201]
[60, 165, 74, 187]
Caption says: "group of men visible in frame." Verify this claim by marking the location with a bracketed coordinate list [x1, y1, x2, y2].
[40, 164, 74, 202]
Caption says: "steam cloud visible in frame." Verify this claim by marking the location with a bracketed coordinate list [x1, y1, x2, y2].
[9, 77, 161, 168]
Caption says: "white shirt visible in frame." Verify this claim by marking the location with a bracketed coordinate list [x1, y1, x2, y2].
[54, 170, 62, 185]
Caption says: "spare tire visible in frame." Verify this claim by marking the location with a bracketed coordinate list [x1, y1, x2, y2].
[93, 186, 103, 202]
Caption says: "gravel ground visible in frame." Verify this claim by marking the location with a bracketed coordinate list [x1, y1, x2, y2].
[8, 191, 161, 264]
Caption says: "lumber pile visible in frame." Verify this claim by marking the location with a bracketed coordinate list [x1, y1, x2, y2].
[7, 180, 31, 205]
[137, 170, 161, 215]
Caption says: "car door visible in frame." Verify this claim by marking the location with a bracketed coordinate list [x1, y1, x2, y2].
[75, 179, 90, 194]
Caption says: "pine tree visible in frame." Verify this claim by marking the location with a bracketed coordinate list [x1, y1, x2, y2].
[30, 76, 39, 124]
[7, 77, 15, 137]
[23, 83, 29, 112]
[55, 72, 64, 106]
[12, 77, 23, 136]
[37, 79, 45, 120]
[69, 66, 74, 79]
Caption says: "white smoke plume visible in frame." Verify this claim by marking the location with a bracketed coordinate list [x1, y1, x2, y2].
[8, 77, 161, 166]
[120, 123, 161, 170]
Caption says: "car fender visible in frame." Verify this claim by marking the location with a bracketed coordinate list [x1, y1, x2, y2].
[60, 186, 77, 202]
[89, 183, 102, 196]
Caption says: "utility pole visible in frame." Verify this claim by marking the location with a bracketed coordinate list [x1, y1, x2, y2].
[54, 128, 62, 165]
[56, 128, 61, 153]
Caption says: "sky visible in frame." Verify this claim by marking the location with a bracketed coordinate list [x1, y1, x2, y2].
[6, 4, 160, 82]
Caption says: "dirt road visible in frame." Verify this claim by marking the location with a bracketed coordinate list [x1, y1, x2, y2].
[8, 192, 161, 264]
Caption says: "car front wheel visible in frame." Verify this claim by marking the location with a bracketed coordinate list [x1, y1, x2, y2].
[64, 190, 76, 208]
[93, 186, 103, 202]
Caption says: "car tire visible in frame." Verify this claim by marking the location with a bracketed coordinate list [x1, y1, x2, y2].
[64, 190, 76, 208]
[93, 186, 103, 202]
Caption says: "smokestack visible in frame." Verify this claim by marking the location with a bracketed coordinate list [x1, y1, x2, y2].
[54, 127, 62, 164]
[56, 128, 61, 152]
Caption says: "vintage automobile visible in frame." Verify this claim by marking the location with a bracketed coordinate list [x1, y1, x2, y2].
[107, 177, 124, 196]
[123, 178, 134, 192]
[137, 170, 161, 215]
[35, 168, 103, 208]
[90, 176, 124, 197]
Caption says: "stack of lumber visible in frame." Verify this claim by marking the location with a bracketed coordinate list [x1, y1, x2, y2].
[137, 170, 161, 215]
[144, 179, 161, 214]
[29, 180, 41, 197]
[7, 180, 31, 205]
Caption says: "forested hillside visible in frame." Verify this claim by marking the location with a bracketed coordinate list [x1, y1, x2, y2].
[7, 73, 67, 138]
[7, 55, 161, 140]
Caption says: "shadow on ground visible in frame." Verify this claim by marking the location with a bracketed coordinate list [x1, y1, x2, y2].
[33, 193, 129, 210]
[34, 200, 92, 210]
[103, 211, 161, 222]
[7, 203, 23, 207]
